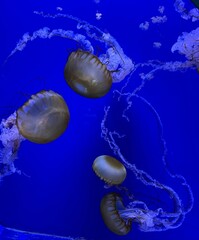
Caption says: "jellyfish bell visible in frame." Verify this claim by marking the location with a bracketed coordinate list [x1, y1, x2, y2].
[92, 155, 127, 185]
[16, 90, 70, 144]
[64, 50, 112, 98]
[100, 192, 132, 235]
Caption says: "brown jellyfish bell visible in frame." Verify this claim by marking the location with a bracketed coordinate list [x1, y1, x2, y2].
[101, 192, 132, 235]
[92, 155, 127, 185]
[64, 50, 112, 98]
[16, 90, 70, 143]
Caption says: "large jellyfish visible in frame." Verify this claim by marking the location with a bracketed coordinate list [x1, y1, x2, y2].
[17, 90, 70, 143]
[0, 0, 197, 239]
[100, 191, 186, 235]
[0, 90, 69, 179]
[64, 50, 112, 98]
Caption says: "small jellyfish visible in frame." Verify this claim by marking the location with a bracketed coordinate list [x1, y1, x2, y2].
[64, 50, 112, 98]
[100, 192, 132, 235]
[16, 90, 70, 143]
[92, 155, 127, 185]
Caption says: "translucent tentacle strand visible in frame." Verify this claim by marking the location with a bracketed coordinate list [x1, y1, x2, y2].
[101, 89, 194, 231]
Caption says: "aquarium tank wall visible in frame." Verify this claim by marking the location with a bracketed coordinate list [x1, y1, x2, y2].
[0, 0, 199, 239]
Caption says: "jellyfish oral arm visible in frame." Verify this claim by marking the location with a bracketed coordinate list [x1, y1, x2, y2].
[0, 112, 25, 179]
[119, 206, 184, 232]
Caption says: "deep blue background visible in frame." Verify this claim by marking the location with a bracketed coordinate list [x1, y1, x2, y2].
[0, 0, 199, 239]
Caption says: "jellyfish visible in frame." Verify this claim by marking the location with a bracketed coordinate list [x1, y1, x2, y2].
[100, 191, 186, 235]
[64, 50, 112, 98]
[17, 90, 70, 143]
[92, 155, 127, 185]
[100, 193, 132, 235]
[0, 90, 70, 179]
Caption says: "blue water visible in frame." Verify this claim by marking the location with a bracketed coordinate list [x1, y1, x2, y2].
[0, 0, 199, 239]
